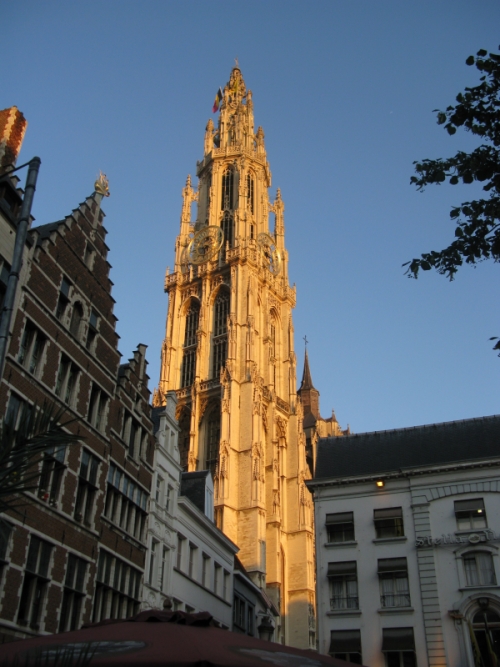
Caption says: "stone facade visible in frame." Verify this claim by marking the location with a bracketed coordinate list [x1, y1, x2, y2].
[154, 66, 316, 649]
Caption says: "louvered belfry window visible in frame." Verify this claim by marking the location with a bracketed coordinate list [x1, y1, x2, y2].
[181, 302, 200, 388]
[212, 291, 229, 379]
[221, 169, 234, 210]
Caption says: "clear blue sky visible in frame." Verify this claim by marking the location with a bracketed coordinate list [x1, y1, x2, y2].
[4, 1, 498, 433]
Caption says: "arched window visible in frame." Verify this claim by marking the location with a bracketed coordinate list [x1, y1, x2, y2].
[205, 405, 220, 477]
[181, 301, 200, 388]
[212, 291, 229, 379]
[246, 174, 254, 214]
[221, 169, 234, 210]
[221, 211, 234, 250]
[69, 302, 84, 338]
[471, 608, 500, 665]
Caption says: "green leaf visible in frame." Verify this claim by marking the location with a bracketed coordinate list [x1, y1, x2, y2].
[421, 261, 431, 271]
[466, 55, 475, 66]
[446, 125, 457, 135]
[450, 175, 459, 185]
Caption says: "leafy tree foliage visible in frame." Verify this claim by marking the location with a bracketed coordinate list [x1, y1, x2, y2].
[405, 48, 500, 280]
[0, 402, 81, 520]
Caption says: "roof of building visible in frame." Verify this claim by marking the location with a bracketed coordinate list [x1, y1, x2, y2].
[180, 470, 211, 513]
[314, 415, 500, 481]
[298, 349, 316, 393]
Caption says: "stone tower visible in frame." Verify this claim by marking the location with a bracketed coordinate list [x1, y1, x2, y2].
[155, 66, 316, 649]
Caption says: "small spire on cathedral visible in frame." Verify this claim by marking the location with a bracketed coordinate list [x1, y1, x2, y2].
[186, 174, 191, 187]
[299, 348, 316, 392]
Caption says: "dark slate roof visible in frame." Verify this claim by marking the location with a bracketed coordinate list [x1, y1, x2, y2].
[314, 415, 500, 481]
[180, 471, 210, 513]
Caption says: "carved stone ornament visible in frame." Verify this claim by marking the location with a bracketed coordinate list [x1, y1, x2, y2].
[198, 398, 209, 422]
[222, 398, 230, 413]
[253, 401, 260, 416]
[275, 416, 287, 438]
[188, 451, 197, 470]
[262, 407, 268, 432]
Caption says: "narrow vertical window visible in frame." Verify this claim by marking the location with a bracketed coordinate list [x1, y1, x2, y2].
[221, 211, 234, 249]
[69, 302, 84, 339]
[181, 301, 200, 388]
[59, 555, 87, 632]
[246, 174, 254, 213]
[18, 536, 52, 630]
[212, 291, 229, 379]
[221, 169, 234, 210]
[205, 405, 221, 477]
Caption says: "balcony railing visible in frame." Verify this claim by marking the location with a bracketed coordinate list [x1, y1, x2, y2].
[380, 593, 411, 608]
[330, 596, 359, 610]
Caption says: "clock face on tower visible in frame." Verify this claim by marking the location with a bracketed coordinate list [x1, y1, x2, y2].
[257, 232, 282, 276]
[186, 226, 224, 265]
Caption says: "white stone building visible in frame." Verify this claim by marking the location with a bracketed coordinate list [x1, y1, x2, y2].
[307, 415, 500, 667]
[143, 391, 238, 629]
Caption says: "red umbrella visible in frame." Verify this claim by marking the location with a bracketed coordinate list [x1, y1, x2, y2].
[0, 610, 366, 667]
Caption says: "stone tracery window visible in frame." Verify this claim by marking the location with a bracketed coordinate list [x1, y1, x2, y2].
[181, 301, 200, 388]
[221, 169, 234, 210]
[212, 291, 229, 379]
[221, 211, 234, 250]
[246, 174, 254, 214]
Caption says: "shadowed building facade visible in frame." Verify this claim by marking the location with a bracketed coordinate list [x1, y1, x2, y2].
[154, 67, 317, 649]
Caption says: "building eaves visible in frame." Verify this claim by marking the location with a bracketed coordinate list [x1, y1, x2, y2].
[312, 414, 500, 483]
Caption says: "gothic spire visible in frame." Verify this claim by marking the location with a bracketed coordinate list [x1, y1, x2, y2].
[299, 348, 316, 392]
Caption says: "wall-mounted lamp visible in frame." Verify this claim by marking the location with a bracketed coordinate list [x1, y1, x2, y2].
[376, 479, 385, 488]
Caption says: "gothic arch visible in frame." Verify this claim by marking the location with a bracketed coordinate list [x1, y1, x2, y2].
[201, 401, 221, 478]
[211, 288, 230, 380]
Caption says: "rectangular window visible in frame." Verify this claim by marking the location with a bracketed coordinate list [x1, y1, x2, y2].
[55, 355, 79, 407]
[149, 540, 158, 586]
[6, 393, 31, 431]
[104, 463, 148, 541]
[155, 476, 163, 503]
[188, 543, 197, 579]
[382, 627, 416, 667]
[86, 309, 99, 350]
[18, 322, 46, 376]
[176, 535, 185, 571]
[0, 522, 13, 578]
[464, 552, 497, 586]
[374, 507, 404, 538]
[328, 561, 358, 610]
[92, 550, 141, 623]
[0, 260, 11, 311]
[329, 629, 362, 665]
[214, 562, 221, 596]
[455, 498, 487, 530]
[59, 554, 87, 632]
[56, 277, 71, 320]
[166, 485, 173, 513]
[181, 349, 196, 388]
[202, 553, 210, 587]
[378, 558, 411, 608]
[160, 547, 170, 593]
[38, 445, 66, 507]
[88, 384, 108, 432]
[18, 536, 52, 630]
[223, 569, 229, 600]
[247, 604, 254, 636]
[74, 450, 99, 527]
[233, 595, 245, 630]
[326, 512, 354, 543]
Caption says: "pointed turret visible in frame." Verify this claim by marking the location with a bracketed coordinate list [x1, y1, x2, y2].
[298, 349, 321, 424]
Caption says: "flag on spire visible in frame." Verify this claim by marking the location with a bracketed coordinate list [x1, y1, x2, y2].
[212, 87, 223, 113]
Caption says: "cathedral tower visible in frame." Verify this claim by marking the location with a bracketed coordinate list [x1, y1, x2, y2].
[155, 67, 316, 649]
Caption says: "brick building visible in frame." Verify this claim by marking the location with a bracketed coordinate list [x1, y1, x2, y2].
[0, 121, 155, 642]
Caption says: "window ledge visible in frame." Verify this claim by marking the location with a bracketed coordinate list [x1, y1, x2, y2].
[373, 536, 408, 544]
[377, 607, 414, 615]
[326, 609, 361, 617]
[459, 585, 500, 592]
[325, 541, 358, 549]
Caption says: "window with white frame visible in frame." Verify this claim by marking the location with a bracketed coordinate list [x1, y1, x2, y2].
[165, 485, 173, 513]
[470, 608, 500, 666]
[328, 561, 358, 610]
[18, 321, 46, 376]
[17, 536, 52, 630]
[59, 554, 87, 632]
[160, 547, 170, 593]
[176, 534, 185, 571]
[382, 627, 416, 667]
[214, 562, 221, 596]
[56, 277, 71, 320]
[326, 512, 355, 543]
[329, 629, 362, 665]
[455, 498, 487, 530]
[148, 540, 158, 586]
[378, 558, 411, 608]
[202, 553, 210, 587]
[188, 543, 197, 579]
[464, 552, 497, 586]
[69, 302, 84, 339]
[155, 476, 163, 503]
